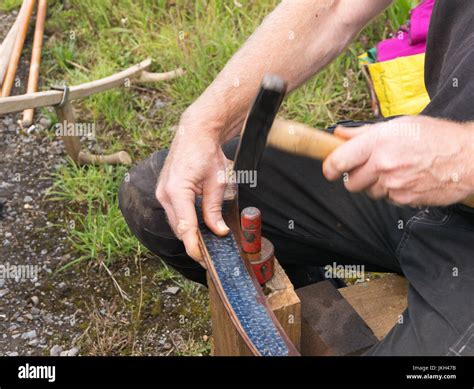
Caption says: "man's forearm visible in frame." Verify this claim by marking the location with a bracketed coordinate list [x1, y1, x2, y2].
[183, 0, 393, 143]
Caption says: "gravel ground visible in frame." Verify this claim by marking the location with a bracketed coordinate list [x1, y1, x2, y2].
[0, 10, 211, 357]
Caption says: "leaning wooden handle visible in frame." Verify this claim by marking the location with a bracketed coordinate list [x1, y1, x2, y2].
[268, 118, 474, 208]
[78, 150, 132, 165]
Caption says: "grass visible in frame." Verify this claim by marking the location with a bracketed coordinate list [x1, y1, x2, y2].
[37, 0, 416, 267]
[0, 0, 22, 12]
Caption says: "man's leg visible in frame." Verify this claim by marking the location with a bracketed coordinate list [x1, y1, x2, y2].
[365, 205, 474, 355]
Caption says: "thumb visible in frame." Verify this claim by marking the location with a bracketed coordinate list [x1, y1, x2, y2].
[202, 173, 229, 236]
[334, 124, 373, 140]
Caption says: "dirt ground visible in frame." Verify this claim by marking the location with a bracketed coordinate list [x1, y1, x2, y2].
[0, 9, 211, 357]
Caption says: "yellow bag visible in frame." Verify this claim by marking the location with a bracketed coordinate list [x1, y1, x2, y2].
[366, 53, 430, 117]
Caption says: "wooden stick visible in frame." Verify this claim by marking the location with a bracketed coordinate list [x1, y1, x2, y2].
[137, 68, 185, 83]
[0, 2, 27, 86]
[268, 118, 474, 207]
[78, 150, 132, 165]
[54, 101, 81, 164]
[22, 0, 47, 127]
[1, 0, 37, 97]
[0, 58, 153, 114]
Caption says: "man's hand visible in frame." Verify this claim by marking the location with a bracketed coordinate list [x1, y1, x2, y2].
[323, 116, 474, 206]
[156, 120, 230, 265]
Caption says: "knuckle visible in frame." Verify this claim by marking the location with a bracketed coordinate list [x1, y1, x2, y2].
[344, 177, 357, 192]
[375, 155, 396, 172]
[155, 185, 167, 203]
[204, 202, 222, 216]
[390, 192, 413, 205]
[385, 178, 404, 190]
[332, 157, 346, 174]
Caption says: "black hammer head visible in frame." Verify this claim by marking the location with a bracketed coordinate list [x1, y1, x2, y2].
[233, 75, 287, 175]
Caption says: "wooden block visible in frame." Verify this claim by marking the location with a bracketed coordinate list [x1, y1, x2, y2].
[296, 281, 378, 356]
[339, 274, 408, 340]
[209, 257, 301, 356]
[265, 260, 301, 351]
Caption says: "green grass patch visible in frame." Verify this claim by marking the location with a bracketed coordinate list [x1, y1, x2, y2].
[42, 0, 415, 266]
[0, 0, 22, 11]
[47, 163, 140, 267]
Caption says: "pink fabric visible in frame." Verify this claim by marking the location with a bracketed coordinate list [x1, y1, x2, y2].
[376, 0, 435, 62]
[409, 0, 435, 45]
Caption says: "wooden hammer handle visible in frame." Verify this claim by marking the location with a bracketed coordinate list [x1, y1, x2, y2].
[268, 118, 474, 208]
[268, 119, 344, 160]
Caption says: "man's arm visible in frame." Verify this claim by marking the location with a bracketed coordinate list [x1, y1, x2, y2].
[184, 0, 394, 143]
[157, 0, 394, 262]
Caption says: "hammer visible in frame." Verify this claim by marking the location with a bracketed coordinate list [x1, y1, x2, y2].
[240, 75, 474, 208]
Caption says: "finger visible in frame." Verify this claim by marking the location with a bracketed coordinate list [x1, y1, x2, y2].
[156, 181, 179, 232]
[343, 162, 378, 192]
[366, 178, 389, 200]
[202, 174, 229, 236]
[334, 124, 373, 140]
[171, 191, 203, 262]
[323, 131, 375, 181]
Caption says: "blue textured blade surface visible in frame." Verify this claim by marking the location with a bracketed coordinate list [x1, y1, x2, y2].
[197, 204, 289, 356]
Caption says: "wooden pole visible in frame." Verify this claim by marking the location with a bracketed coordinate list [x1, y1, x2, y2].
[1, 0, 36, 97]
[0, 2, 27, 86]
[22, 0, 47, 127]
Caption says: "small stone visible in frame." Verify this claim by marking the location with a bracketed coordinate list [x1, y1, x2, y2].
[24, 313, 33, 321]
[67, 347, 79, 356]
[164, 286, 180, 295]
[0, 289, 9, 298]
[163, 343, 172, 350]
[30, 307, 40, 315]
[39, 117, 52, 128]
[4, 232, 12, 238]
[40, 249, 48, 255]
[60, 351, 68, 357]
[9, 352, 19, 356]
[26, 125, 37, 135]
[16, 316, 24, 323]
[202, 335, 209, 342]
[30, 296, 39, 306]
[50, 345, 62, 356]
[23, 196, 33, 203]
[22, 330, 37, 339]
[28, 339, 39, 346]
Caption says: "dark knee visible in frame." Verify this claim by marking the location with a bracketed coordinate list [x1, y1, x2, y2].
[118, 151, 175, 246]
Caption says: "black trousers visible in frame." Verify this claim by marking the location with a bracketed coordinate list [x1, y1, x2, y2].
[119, 138, 474, 356]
